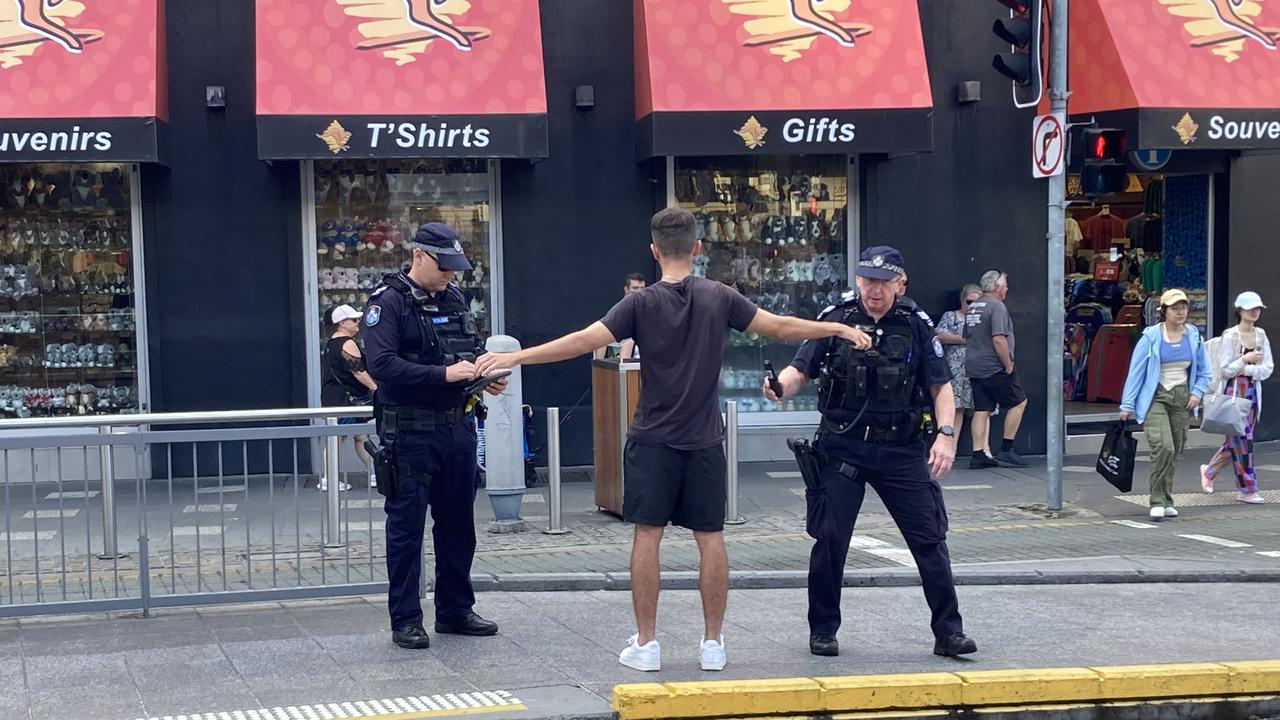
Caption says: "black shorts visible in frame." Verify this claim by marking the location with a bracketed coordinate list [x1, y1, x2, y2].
[623, 439, 726, 532]
[971, 371, 1028, 412]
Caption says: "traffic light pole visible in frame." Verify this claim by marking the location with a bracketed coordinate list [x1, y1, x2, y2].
[1046, 0, 1068, 512]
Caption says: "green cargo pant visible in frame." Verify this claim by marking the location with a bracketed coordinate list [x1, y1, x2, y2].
[1145, 383, 1189, 508]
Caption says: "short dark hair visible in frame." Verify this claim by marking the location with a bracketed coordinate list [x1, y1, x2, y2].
[625, 272, 646, 285]
[650, 208, 696, 258]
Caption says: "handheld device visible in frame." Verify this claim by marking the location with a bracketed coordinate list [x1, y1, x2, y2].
[764, 360, 784, 398]
[464, 369, 512, 396]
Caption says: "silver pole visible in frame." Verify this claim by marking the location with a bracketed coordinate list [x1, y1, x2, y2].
[1046, 0, 1069, 512]
[97, 427, 125, 559]
[324, 418, 344, 548]
[724, 401, 745, 525]
[543, 407, 569, 535]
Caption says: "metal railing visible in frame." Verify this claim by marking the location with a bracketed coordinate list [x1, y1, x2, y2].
[0, 407, 383, 617]
[1, 401, 749, 618]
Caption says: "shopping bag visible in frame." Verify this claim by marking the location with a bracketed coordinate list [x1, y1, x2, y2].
[1096, 421, 1137, 493]
[1200, 392, 1251, 437]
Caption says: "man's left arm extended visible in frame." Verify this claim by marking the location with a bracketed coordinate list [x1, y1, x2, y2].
[477, 322, 616, 373]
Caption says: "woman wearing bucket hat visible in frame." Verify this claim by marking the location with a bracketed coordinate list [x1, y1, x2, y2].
[1119, 289, 1213, 521]
[1200, 291, 1274, 503]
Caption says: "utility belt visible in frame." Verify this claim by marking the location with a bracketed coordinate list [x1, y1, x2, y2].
[379, 404, 469, 432]
[820, 410, 923, 446]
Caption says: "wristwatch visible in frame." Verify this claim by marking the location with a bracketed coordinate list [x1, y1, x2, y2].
[938, 425, 955, 438]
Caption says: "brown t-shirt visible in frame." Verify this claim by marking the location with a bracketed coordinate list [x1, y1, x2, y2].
[601, 276, 758, 450]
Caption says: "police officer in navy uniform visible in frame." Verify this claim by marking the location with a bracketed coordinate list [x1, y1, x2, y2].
[362, 222, 506, 650]
[765, 246, 978, 659]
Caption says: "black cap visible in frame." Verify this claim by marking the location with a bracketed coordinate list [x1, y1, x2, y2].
[411, 222, 472, 272]
[856, 245, 906, 280]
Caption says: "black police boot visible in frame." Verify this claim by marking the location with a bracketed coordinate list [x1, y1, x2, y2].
[809, 634, 839, 657]
[392, 623, 431, 649]
[435, 611, 499, 636]
[933, 632, 978, 657]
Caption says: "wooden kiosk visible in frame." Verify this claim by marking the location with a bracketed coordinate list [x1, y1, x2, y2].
[591, 358, 641, 516]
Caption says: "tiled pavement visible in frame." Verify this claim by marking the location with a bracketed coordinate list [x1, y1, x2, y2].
[2, 583, 1279, 720]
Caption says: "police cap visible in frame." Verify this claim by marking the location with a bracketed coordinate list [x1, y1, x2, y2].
[856, 245, 906, 281]
[411, 222, 472, 272]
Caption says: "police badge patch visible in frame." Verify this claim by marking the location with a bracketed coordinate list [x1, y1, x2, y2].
[365, 305, 381, 327]
[933, 337, 945, 358]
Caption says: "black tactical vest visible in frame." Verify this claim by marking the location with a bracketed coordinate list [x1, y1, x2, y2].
[817, 299, 921, 423]
[385, 274, 482, 366]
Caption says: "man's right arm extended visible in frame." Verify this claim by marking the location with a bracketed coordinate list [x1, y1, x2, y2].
[747, 309, 870, 348]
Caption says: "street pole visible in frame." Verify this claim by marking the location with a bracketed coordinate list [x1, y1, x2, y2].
[1046, 0, 1068, 512]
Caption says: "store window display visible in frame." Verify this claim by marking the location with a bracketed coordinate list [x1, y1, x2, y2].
[312, 159, 493, 342]
[672, 156, 848, 413]
[0, 163, 140, 418]
[1062, 174, 1210, 409]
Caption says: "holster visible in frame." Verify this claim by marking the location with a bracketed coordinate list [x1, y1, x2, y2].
[366, 438, 398, 498]
[786, 437, 823, 491]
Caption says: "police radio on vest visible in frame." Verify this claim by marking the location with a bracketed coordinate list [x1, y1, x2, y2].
[783, 118, 856, 144]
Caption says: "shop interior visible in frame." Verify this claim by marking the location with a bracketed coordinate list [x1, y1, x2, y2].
[1063, 172, 1210, 418]
[311, 159, 494, 348]
[0, 163, 140, 418]
[672, 155, 850, 415]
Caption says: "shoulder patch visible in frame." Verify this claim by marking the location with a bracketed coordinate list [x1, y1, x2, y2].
[933, 336, 945, 358]
[840, 289, 857, 302]
[817, 304, 836, 320]
[365, 305, 381, 327]
[370, 286, 388, 299]
[915, 309, 935, 329]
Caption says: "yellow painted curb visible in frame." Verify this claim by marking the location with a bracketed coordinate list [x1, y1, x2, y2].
[815, 673, 962, 710]
[1089, 663, 1230, 700]
[1224, 660, 1280, 694]
[612, 660, 1280, 720]
[955, 668, 1102, 705]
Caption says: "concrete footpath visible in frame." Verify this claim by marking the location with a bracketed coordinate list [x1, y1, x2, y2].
[2, 583, 1279, 720]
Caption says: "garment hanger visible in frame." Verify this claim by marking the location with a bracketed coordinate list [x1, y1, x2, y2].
[1100, 204, 1111, 216]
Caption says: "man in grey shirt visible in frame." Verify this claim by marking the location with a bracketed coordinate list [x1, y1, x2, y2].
[963, 270, 1028, 468]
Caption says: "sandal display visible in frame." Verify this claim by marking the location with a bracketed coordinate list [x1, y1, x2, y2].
[0, 162, 140, 418]
[673, 156, 848, 415]
[311, 159, 495, 359]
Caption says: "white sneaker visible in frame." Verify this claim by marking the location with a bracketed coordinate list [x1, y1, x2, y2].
[619, 634, 660, 672]
[1149, 507, 1164, 522]
[699, 636, 726, 671]
[368, 472, 377, 489]
[1164, 507, 1179, 518]
[318, 477, 351, 492]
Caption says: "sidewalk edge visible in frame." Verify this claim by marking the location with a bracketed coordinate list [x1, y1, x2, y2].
[611, 660, 1280, 720]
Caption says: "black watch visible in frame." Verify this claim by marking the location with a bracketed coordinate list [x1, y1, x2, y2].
[938, 425, 955, 438]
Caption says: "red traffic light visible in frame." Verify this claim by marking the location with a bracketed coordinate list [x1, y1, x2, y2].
[1083, 129, 1127, 162]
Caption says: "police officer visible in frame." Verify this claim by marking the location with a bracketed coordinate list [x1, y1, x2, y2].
[363, 222, 506, 650]
[765, 245, 978, 659]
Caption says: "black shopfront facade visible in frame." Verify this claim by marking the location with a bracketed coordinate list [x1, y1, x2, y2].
[66, 0, 1276, 466]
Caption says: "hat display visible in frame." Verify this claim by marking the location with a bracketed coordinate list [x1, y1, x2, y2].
[1160, 289, 1189, 306]
[855, 245, 907, 281]
[330, 304, 362, 324]
[411, 222, 472, 271]
[1234, 291, 1266, 310]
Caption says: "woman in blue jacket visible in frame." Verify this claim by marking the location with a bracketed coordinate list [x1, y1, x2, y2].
[1119, 289, 1212, 521]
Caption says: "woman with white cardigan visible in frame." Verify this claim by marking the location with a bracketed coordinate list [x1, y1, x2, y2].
[1200, 291, 1274, 503]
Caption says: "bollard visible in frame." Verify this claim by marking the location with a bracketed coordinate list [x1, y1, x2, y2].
[724, 400, 745, 525]
[484, 335, 528, 534]
[324, 417, 344, 549]
[97, 427, 126, 559]
[543, 407, 569, 535]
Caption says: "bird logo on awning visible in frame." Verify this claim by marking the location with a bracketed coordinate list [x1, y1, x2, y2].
[335, 0, 491, 65]
[723, 0, 871, 62]
[0, 0, 103, 70]
[1162, 0, 1278, 62]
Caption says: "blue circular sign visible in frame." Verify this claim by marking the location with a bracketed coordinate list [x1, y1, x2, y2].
[1129, 149, 1172, 171]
